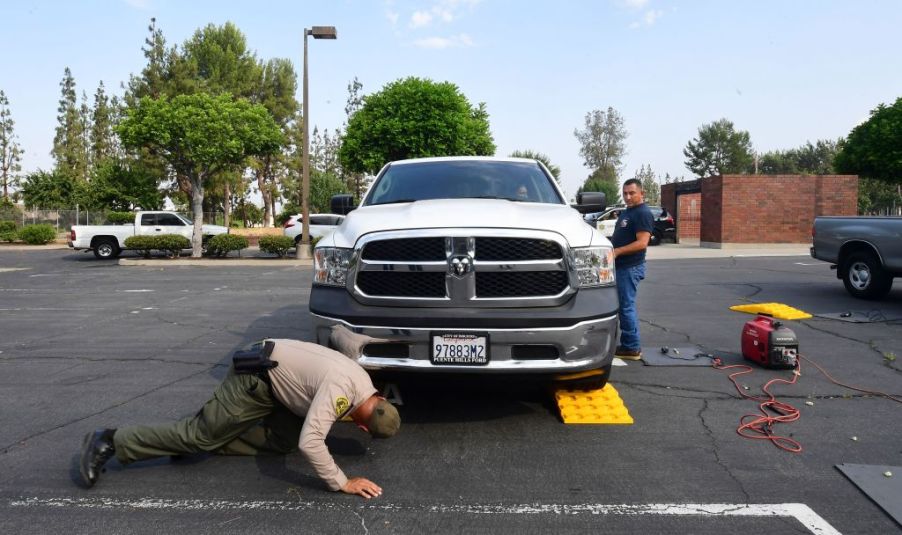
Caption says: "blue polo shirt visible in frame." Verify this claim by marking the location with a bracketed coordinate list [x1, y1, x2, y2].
[610, 203, 654, 268]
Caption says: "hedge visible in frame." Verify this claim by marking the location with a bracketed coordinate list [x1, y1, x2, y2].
[124, 235, 157, 258]
[122, 234, 189, 258]
[258, 235, 294, 257]
[205, 234, 248, 257]
[106, 212, 135, 225]
[0, 220, 16, 243]
[18, 224, 57, 245]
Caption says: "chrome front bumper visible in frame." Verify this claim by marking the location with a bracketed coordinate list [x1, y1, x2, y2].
[311, 313, 618, 373]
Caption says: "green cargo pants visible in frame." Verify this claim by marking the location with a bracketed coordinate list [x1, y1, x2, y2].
[114, 369, 303, 464]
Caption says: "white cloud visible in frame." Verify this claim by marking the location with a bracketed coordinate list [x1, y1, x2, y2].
[413, 33, 474, 49]
[629, 8, 664, 29]
[623, 0, 649, 8]
[411, 10, 433, 28]
[644, 9, 663, 25]
[386, 10, 399, 25]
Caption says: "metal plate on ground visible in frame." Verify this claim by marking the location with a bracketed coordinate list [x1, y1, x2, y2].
[836, 463, 902, 526]
[816, 310, 902, 323]
[640, 346, 714, 366]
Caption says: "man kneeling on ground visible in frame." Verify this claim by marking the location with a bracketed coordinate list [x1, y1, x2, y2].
[78, 331, 400, 499]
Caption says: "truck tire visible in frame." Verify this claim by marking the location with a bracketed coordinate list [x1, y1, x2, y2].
[554, 364, 611, 391]
[842, 251, 892, 300]
[93, 238, 121, 260]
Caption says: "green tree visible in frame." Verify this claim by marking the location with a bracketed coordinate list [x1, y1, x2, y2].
[309, 170, 347, 213]
[117, 93, 283, 256]
[683, 118, 753, 177]
[578, 166, 620, 206]
[52, 68, 88, 181]
[631, 164, 660, 205]
[20, 170, 85, 208]
[509, 149, 561, 183]
[573, 107, 628, 181]
[0, 90, 23, 199]
[251, 57, 297, 226]
[755, 139, 841, 175]
[341, 77, 368, 199]
[835, 97, 902, 184]
[340, 77, 495, 174]
[89, 82, 117, 167]
[86, 159, 164, 211]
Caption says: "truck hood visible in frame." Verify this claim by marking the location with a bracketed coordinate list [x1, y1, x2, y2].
[327, 199, 602, 248]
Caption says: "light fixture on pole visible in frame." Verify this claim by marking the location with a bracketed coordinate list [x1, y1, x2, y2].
[297, 25, 337, 259]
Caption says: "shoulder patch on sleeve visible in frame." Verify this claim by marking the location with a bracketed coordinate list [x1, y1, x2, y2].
[334, 396, 350, 416]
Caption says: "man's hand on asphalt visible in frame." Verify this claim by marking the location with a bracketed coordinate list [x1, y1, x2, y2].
[341, 477, 383, 499]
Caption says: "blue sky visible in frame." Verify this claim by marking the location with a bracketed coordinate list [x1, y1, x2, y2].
[2, 0, 901, 201]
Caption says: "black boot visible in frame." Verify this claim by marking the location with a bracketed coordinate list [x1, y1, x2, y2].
[79, 428, 116, 487]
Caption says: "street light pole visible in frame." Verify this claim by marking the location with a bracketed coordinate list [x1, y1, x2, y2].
[296, 26, 337, 259]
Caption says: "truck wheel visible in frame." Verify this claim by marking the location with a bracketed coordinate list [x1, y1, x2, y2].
[649, 230, 662, 246]
[842, 251, 892, 300]
[554, 364, 611, 391]
[93, 239, 120, 259]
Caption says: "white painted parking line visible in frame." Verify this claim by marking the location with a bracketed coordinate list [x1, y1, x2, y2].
[7, 497, 840, 534]
[119, 289, 155, 293]
[794, 262, 822, 266]
[0, 268, 29, 272]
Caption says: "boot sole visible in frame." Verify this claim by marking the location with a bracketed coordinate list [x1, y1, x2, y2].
[78, 432, 97, 487]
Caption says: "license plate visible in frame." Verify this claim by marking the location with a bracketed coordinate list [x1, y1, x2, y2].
[431, 333, 489, 365]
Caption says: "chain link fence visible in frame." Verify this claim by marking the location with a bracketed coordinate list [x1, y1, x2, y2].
[2, 208, 225, 232]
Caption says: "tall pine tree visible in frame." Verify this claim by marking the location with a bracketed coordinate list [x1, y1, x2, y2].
[89, 82, 116, 167]
[0, 90, 23, 199]
[52, 68, 88, 181]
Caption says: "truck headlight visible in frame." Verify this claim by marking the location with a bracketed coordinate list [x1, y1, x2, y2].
[313, 247, 353, 286]
[571, 246, 615, 287]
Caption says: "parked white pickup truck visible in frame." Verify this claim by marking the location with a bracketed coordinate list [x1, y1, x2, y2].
[310, 156, 617, 389]
[68, 211, 228, 259]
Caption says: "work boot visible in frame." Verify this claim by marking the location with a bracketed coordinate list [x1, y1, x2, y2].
[614, 346, 642, 360]
[79, 428, 116, 487]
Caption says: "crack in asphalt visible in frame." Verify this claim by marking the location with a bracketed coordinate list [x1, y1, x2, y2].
[798, 320, 902, 375]
[698, 399, 752, 503]
[0, 364, 221, 455]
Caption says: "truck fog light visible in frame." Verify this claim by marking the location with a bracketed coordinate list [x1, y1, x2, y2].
[314, 247, 353, 286]
[572, 246, 615, 287]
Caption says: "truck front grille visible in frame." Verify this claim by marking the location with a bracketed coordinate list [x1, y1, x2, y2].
[357, 271, 446, 297]
[361, 238, 445, 261]
[476, 271, 568, 297]
[474, 238, 562, 260]
[353, 234, 573, 304]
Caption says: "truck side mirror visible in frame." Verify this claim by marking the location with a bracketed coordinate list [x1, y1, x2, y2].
[330, 194, 357, 215]
[571, 192, 606, 214]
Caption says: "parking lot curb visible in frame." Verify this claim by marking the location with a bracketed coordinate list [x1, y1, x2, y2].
[118, 258, 313, 267]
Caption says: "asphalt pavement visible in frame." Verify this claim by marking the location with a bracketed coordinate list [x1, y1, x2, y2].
[0, 247, 900, 534]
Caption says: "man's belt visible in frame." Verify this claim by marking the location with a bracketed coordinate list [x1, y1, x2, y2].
[232, 340, 278, 377]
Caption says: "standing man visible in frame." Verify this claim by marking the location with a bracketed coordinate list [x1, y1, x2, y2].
[610, 178, 654, 360]
[79, 336, 400, 499]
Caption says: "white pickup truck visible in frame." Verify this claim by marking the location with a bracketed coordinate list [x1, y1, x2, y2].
[310, 156, 618, 389]
[68, 211, 228, 259]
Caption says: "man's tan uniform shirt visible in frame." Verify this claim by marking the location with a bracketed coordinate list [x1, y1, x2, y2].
[266, 339, 377, 491]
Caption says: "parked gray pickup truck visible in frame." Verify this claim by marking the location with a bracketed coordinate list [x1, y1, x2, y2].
[811, 216, 902, 299]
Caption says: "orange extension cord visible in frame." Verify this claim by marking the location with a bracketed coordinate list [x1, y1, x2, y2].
[712, 354, 902, 453]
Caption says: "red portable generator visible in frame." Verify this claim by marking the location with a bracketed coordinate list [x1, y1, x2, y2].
[741, 315, 799, 369]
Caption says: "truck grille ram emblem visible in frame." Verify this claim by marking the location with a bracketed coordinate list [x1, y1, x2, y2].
[449, 255, 472, 276]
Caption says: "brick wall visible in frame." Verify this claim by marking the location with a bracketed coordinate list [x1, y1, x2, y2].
[708, 174, 857, 244]
[677, 192, 701, 240]
[700, 176, 724, 243]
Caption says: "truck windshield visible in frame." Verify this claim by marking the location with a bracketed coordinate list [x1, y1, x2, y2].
[176, 214, 193, 225]
[365, 160, 564, 206]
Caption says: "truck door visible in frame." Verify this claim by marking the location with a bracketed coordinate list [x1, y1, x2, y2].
[155, 213, 191, 238]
